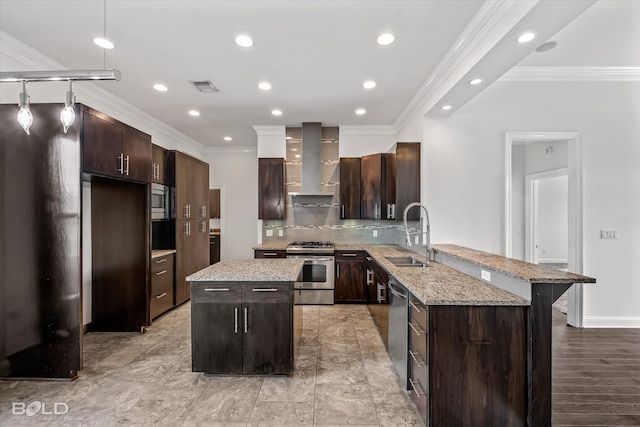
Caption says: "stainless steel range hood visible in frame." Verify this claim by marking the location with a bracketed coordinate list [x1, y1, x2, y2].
[288, 122, 334, 197]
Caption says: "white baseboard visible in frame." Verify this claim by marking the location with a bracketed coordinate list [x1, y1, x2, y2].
[538, 258, 568, 264]
[583, 316, 640, 328]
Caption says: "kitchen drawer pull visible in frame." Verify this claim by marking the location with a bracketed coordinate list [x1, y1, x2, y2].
[409, 350, 425, 367]
[154, 258, 167, 264]
[244, 307, 248, 334]
[155, 292, 168, 299]
[409, 378, 426, 397]
[204, 288, 230, 292]
[234, 307, 239, 334]
[342, 253, 358, 257]
[251, 288, 278, 292]
[366, 269, 373, 286]
[409, 300, 423, 313]
[155, 270, 168, 276]
[409, 321, 425, 336]
[124, 155, 130, 176]
[262, 252, 279, 256]
[117, 153, 124, 174]
[341, 205, 345, 218]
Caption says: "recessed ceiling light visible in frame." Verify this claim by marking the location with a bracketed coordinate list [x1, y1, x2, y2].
[355, 108, 366, 115]
[243, 149, 250, 153]
[517, 32, 536, 43]
[363, 80, 376, 89]
[376, 33, 395, 46]
[93, 37, 114, 49]
[235, 34, 254, 48]
[441, 105, 452, 111]
[285, 136, 292, 140]
[224, 136, 232, 141]
[295, 154, 301, 158]
[153, 83, 168, 92]
[258, 81, 272, 90]
[271, 109, 282, 116]
[188, 110, 200, 116]
[290, 148, 298, 152]
[536, 41, 558, 53]
[469, 78, 482, 85]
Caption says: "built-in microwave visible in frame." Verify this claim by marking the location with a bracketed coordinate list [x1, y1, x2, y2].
[151, 183, 170, 220]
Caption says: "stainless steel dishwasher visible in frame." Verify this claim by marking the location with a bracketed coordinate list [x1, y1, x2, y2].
[388, 277, 408, 389]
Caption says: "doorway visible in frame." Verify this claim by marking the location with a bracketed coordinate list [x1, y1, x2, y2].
[505, 132, 584, 327]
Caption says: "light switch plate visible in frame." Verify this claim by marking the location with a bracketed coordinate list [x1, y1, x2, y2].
[278, 229, 284, 237]
[600, 230, 618, 239]
[266, 229, 273, 237]
[481, 270, 491, 282]
[373, 230, 378, 237]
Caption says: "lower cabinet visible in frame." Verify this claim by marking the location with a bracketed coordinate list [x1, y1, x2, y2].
[191, 283, 293, 375]
[367, 258, 389, 347]
[408, 294, 528, 426]
[150, 253, 175, 320]
[335, 251, 366, 303]
[254, 250, 287, 259]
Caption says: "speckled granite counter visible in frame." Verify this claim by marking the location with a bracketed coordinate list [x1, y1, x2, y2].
[187, 259, 304, 282]
[433, 244, 595, 284]
[151, 249, 176, 258]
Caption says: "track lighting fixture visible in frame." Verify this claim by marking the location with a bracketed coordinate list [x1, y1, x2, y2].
[0, 69, 120, 135]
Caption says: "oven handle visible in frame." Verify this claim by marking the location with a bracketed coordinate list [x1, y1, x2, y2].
[287, 256, 334, 262]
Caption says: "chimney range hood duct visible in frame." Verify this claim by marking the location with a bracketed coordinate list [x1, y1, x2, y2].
[288, 122, 333, 197]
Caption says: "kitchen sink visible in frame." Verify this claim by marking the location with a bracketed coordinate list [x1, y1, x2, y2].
[385, 256, 428, 268]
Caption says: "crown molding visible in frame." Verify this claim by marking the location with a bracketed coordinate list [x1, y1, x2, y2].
[203, 145, 257, 155]
[500, 66, 640, 82]
[339, 125, 397, 137]
[0, 31, 205, 153]
[393, 0, 538, 132]
[252, 125, 286, 136]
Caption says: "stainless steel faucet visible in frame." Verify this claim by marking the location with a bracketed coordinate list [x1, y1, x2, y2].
[403, 202, 431, 266]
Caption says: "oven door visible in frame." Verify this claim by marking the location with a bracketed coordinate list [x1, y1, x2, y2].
[287, 255, 334, 290]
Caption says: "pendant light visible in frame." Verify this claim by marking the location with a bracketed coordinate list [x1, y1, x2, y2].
[17, 81, 33, 135]
[60, 80, 76, 133]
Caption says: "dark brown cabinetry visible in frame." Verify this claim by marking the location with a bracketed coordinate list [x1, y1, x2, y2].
[339, 158, 361, 219]
[258, 158, 285, 220]
[150, 254, 175, 319]
[254, 250, 287, 259]
[82, 108, 152, 183]
[209, 189, 221, 218]
[394, 142, 421, 221]
[151, 144, 167, 184]
[335, 251, 366, 303]
[367, 258, 389, 347]
[168, 151, 210, 305]
[209, 235, 221, 265]
[408, 295, 528, 426]
[191, 283, 293, 375]
[361, 153, 396, 220]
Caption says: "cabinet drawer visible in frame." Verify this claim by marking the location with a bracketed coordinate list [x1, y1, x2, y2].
[409, 318, 428, 364]
[409, 375, 428, 424]
[151, 254, 174, 273]
[254, 250, 286, 258]
[152, 267, 173, 294]
[150, 286, 173, 319]
[243, 284, 290, 304]
[193, 285, 242, 303]
[409, 294, 427, 331]
[335, 251, 366, 261]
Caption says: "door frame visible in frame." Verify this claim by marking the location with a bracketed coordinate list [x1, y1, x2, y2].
[525, 168, 568, 264]
[504, 131, 584, 327]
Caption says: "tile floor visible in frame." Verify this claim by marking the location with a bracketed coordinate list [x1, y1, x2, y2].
[0, 304, 422, 426]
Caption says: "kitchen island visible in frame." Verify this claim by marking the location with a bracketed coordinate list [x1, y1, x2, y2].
[187, 259, 304, 375]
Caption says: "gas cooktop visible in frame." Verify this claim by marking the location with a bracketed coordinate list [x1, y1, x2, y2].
[286, 241, 335, 254]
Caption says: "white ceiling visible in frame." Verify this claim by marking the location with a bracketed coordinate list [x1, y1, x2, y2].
[0, 1, 636, 147]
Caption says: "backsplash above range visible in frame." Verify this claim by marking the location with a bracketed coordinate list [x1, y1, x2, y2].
[262, 125, 421, 245]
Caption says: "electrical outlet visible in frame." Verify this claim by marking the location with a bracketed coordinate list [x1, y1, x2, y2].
[266, 229, 273, 237]
[373, 230, 378, 237]
[278, 229, 284, 237]
[415, 235, 419, 244]
[600, 230, 618, 239]
[481, 270, 491, 282]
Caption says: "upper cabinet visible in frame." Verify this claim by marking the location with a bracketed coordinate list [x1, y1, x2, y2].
[82, 108, 151, 183]
[339, 158, 361, 219]
[361, 153, 396, 220]
[151, 144, 167, 184]
[169, 151, 209, 220]
[394, 142, 421, 221]
[258, 158, 285, 220]
[209, 189, 221, 219]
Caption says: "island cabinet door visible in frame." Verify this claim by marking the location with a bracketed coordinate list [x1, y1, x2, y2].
[192, 285, 243, 374]
[242, 284, 292, 375]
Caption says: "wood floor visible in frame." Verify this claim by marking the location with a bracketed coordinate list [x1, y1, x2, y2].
[552, 310, 640, 426]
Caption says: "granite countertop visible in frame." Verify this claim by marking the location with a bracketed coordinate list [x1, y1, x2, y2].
[187, 259, 304, 282]
[151, 249, 177, 258]
[433, 244, 596, 284]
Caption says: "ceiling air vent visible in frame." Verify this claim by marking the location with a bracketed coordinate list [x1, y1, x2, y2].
[191, 80, 219, 93]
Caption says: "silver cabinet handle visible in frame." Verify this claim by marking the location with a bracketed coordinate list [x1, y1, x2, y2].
[184, 222, 189, 236]
[244, 307, 248, 334]
[387, 203, 391, 219]
[341, 205, 345, 218]
[251, 288, 278, 292]
[409, 350, 426, 367]
[189, 222, 192, 236]
[188, 204, 192, 218]
[151, 163, 155, 180]
[184, 205, 189, 218]
[201, 221, 206, 233]
[376, 282, 385, 303]
[155, 270, 167, 276]
[234, 307, 238, 334]
[409, 300, 423, 313]
[366, 269, 373, 285]
[155, 292, 168, 299]
[375, 204, 379, 219]
[391, 203, 396, 219]
[124, 155, 130, 176]
[154, 258, 167, 264]
[342, 253, 357, 257]
[204, 288, 230, 292]
[409, 321, 425, 336]
[262, 252, 279, 256]
[409, 378, 426, 397]
[117, 153, 124, 174]
[201, 205, 206, 218]
[336, 264, 340, 278]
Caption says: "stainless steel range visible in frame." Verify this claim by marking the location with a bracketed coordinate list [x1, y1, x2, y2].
[286, 241, 335, 305]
